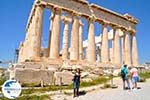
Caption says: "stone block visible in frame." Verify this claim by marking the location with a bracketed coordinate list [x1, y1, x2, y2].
[24, 63, 41, 69]
[47, 64, 60, 71]
[14, 68, 54, 86]
[91, 68, 104, 76]
[13, 64, 25, 68]
[54, 71, 74, 85]
[81, 72, 89, 78]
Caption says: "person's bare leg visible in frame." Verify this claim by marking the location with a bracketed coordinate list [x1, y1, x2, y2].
[123, 80, 125, 90]
[135, 82, 137, 88]
[126, 78, 130, 89]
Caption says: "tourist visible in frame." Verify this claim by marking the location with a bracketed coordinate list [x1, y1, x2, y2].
[121, 64, 131, 90]
[73, 68, 81, 97]
[130, 67, 140, 89]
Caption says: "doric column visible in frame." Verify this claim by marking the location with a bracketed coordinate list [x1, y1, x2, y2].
[79, 20, 83, 60]
[101, 23, 109, 63]
[121, 33, 125, 64]
[48, 13, 54, 57]
[87, 18, 96, 63]
[18, 42, 24, 62]
[114, 28, 121, 65]
[124, 33, 131, 65]
[30, 5, 43, 59]
[132, 34, 138, 66]
[49, 8, 61, 59]
[23, 25, 31, 60]
[112, 29, 115, 63]
[62, 16, 71, 60]
[70, 14, 79, 60]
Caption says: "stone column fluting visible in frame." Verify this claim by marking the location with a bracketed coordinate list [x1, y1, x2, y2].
[114, 28, 121, 65]
[49, 8, 61, 59]
[124, 33, 131, 65]
[70, 14, 79, 60]
[101, 23, 109, 63]
[111, 29, 115, 63]
[79, 20, 83, 60]
[121, 33, 125, 64]
[48, 13, 54, 57]
[23, 23, 31, 60]
[62, 16, 71, 60]
[30, 5, 43, 59]
[25, 16, 34, 59]
[87, 18, 96, 63]
[18, 42, 24, 62]
[132, 34, 138, 66]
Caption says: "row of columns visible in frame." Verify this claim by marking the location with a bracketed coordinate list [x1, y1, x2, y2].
[21, 5, 43, 60]
[21, 5, 138, 66]
[101, 25, 138, 66]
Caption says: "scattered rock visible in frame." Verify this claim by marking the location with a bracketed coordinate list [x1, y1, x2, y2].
[81, 72, 89, 78]
[82, 78, 93, 82]
[54, 71, 74, 85]
[90, 68, 104, 76]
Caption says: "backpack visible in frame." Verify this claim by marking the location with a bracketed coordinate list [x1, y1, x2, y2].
[121, 69, 125, 78]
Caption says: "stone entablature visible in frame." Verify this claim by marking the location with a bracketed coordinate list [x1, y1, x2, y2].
[26, 0, 138, 34]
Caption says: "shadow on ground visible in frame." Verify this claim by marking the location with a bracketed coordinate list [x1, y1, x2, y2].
[79, 90, 87, 96]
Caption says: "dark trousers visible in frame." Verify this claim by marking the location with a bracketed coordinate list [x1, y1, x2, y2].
[122, 77, 130, 89]
[74, 88, 79, 97]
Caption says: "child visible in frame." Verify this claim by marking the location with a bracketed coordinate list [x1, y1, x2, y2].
[73, 68, 81, 97]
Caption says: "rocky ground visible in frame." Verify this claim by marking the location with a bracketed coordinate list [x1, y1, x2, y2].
[51, 78, 150, 100]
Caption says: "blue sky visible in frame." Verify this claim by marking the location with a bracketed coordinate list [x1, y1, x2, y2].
[0, 0, 150, 65]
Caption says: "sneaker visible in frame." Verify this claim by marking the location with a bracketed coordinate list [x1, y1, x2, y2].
[128, 87, 131, 90]
[132, 87, 134, 89]
[137, 87, 141, 89]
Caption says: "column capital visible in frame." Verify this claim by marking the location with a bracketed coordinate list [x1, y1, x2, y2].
[35, 0, 42, 6]
[52, 7, 62, 14]
[87, 15, 96, 22]
[71, 12, 80, 19]
[34, 0, 45, 9]
[130, 31, 136, 36]
[79, 20, 84, 26]
[61, 15, 72, 23]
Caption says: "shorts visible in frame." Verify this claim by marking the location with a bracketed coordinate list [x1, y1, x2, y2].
[73, 82, 80, 89]
[132, 76, 139, 83]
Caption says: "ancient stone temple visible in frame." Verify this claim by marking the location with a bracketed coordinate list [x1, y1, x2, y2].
[10, 0, 139, 85]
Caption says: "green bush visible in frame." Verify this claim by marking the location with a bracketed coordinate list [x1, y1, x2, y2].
[80, 77, 110, 88]
[139, 72, 150, 79]
[21, 83, 41, 87]
[21, 85, 67, 95]
[0, 77, 6, 86]
[17, 95, 51, 100]
[20, 77, 110, 95]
